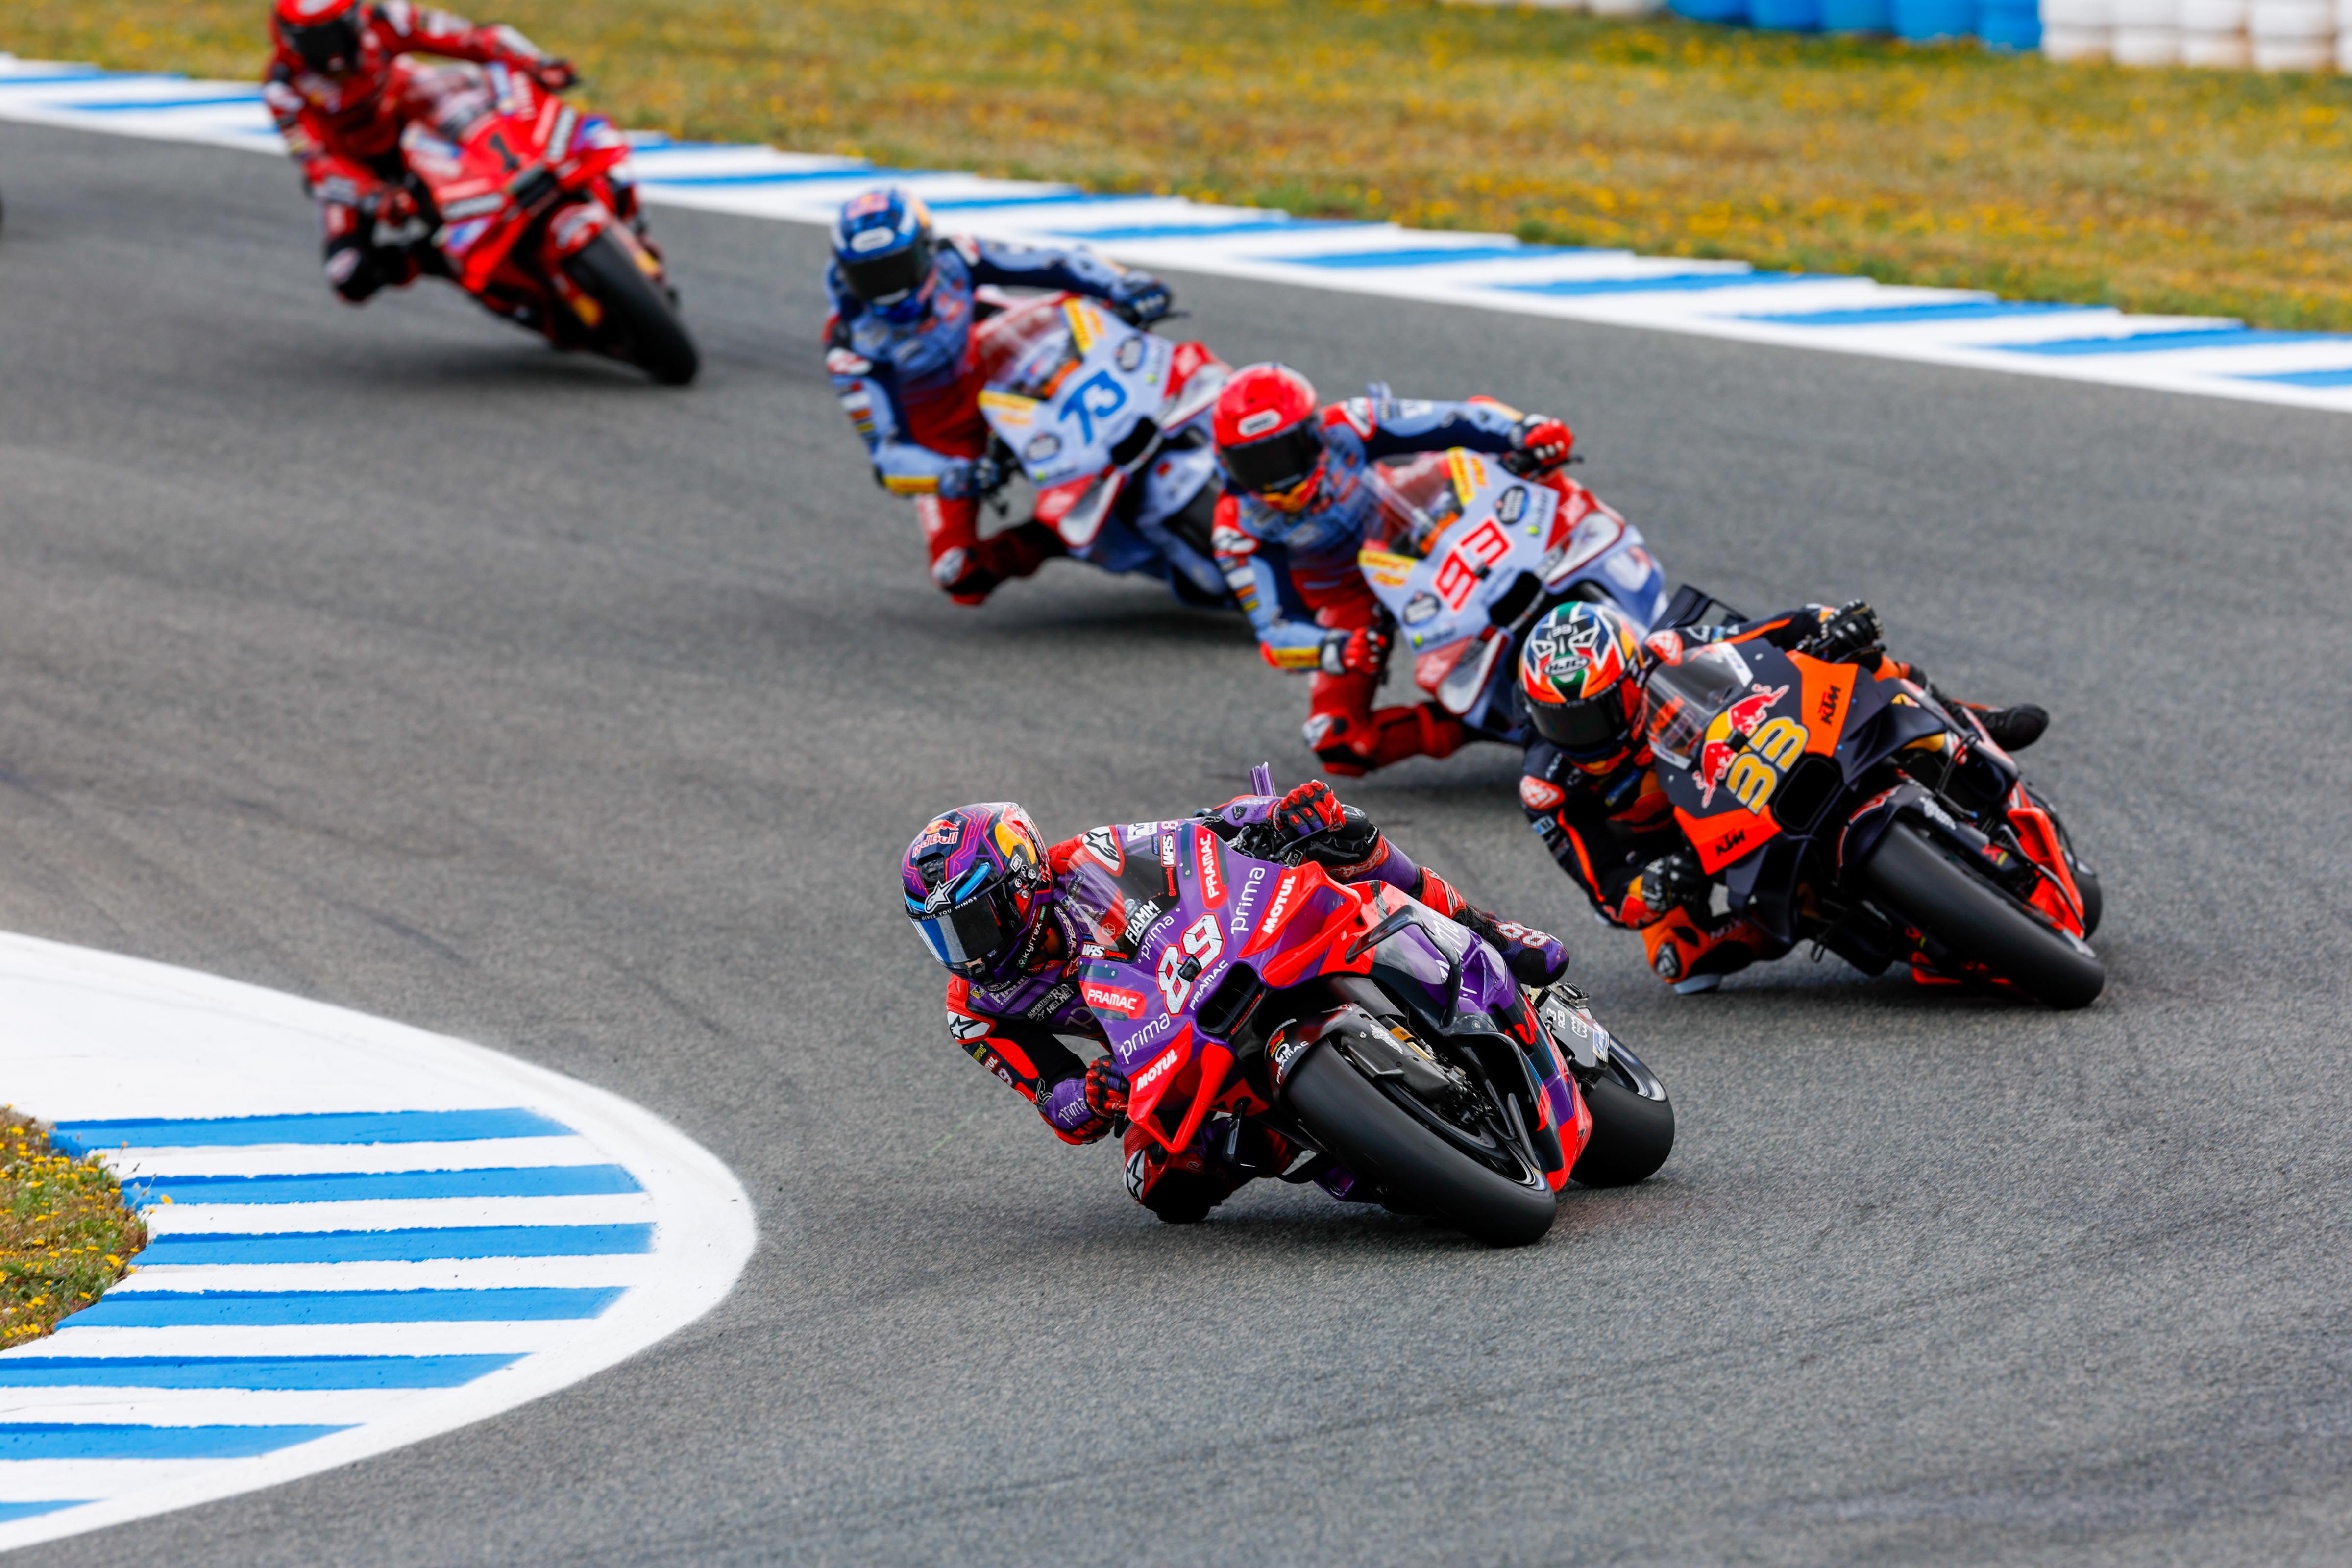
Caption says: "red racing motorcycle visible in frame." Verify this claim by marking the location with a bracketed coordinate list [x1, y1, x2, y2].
[1069, 765, 1675, 1247]
[382, 60, 696, 384]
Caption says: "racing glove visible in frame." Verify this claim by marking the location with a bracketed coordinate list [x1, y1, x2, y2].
[1083, 1058, 1129, 1120]
[1107, 273, 1174, 325]
[1635, 849, 1707, 917]
[926, 453, 1003, 502]
[1801, 599, 1884, 665]
[534, 58, 579, 92]
[1318, 626, 1389, 677]
[1507, 416, 1576, 475]
[1272, 781, 1348, 846]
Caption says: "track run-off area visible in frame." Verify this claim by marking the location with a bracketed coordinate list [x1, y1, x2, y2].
[1, 98, 2351, 1564]
[12, 53, 2352, 416]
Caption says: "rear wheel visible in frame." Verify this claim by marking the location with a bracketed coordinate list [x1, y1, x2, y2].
[1863, 820, 2104, 1009]
[1284, 1041, 1556, 1248]
[564, 230, 698, 385]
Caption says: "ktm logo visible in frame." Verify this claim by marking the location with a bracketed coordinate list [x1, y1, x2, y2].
[1713, 828, 1747, 857]
[1817, 686, 1843, 724]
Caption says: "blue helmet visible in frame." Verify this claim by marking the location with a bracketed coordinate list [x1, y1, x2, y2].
[832, 187, 936, 322]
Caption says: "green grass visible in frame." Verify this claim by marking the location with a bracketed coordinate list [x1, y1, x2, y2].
[1, 1108, 147, 1343]
[12, 0, 2352, 327]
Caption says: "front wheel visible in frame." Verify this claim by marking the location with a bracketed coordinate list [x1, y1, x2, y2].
[1284, 1041, 1556, 1248]
[564, 230, 698, 385]
[1862, 820, 2104, 1009]
[1570, 1044, 1674, 1188]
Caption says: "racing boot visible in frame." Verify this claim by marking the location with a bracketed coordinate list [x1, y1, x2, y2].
[1414, 868, 1569, 987]
[930, 523, 1067, 607]
[1312, 701, 1468, 778]
[1971, 702, 2048, 752]
[1642, 906, 1782, 994]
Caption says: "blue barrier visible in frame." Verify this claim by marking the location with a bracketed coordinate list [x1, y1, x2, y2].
[1752, 0, 1825, 29]
[1977, 0, 2042, 47]
[1891, 0, 1978, 37]
[1819, 0, 1897, 27]
[1668, 0, 1752, 23]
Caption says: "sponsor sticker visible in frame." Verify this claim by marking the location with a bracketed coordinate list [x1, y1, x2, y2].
[1195, 828, 1227, 907]
[1519, 776, 1566, 811]
[1134, 1045, 1184, 1093]
[1080, 825, 1124, 873]
[1402, 590, 1441, 627]
[1082, 981, 1147, 1020]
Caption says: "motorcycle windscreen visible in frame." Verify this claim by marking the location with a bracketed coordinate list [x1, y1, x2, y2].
[1642, 642, 1755, 770]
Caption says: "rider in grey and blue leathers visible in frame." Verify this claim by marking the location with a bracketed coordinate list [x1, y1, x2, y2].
[823, 187, 1174, 603]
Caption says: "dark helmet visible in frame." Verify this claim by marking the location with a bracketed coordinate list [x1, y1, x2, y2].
[1519, 602, 1647, 762]
[832, 187, 936, 324]
[273, 0, 368, 75]
[900, 803, 1051, 984]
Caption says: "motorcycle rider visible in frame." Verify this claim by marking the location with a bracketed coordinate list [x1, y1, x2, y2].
[825, 188, 1178, 606]
[262, 0, 582, 303]
[1515, 599, 2049, 992]
[1210, 365, 1578, 776]
[901, 783, 1570, 1223]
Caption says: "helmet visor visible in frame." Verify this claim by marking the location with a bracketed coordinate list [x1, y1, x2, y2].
[1527, 691, 1629, 757]
[841, 242, 931, 306]
[906, 874, 1022, 977]
[286, 11, 363, 73]
[1222, 423, 1323, 499]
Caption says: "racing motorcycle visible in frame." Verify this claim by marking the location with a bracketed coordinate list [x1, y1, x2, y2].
[1642, 591, 2103, 1008]
[1356, 447, 1669, 748]
[972, 293, 1232, 607]
[1070, 765, 1674, 1247]
[377, 60, 696, 384]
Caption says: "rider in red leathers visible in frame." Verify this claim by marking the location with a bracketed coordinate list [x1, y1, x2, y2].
[901, 786, 1570, 1223]
[261, 0, 579, 302]
[1210, 364, 1579, 776]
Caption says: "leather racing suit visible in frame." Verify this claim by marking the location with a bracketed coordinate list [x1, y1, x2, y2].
[1521, 605, 1931, 991]
[824, 238, 1155, 604]
[262, 3, 576, 302]
[942, 791, 1568, 1222]
[1213, 393, 1537, 775]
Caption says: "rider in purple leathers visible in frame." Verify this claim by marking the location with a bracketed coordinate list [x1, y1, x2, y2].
[903, 784, 1570, 1223]
[825, 187, 1175, 605]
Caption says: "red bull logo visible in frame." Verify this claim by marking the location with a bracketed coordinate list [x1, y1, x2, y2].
[1695, 683, 1789, 808]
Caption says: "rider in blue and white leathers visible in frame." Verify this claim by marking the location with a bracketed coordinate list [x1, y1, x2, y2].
[823, 187, 1173, 604]
[1210, 366, 1573, 775]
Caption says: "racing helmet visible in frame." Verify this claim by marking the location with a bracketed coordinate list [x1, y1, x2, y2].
[1519, 602, 1647, 762]
[273, 0, 368, 76]
[901, 803, 1051, 984]
[1214, 364, 1326, 513]
[832, 188, 936, 323]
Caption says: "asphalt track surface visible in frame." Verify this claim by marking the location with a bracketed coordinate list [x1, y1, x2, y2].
[3, 120, 2351, 1566]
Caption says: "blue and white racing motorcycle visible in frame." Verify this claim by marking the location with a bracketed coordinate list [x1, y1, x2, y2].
[1356, 446, 1671, 746]
[973, 292, 1234, 608]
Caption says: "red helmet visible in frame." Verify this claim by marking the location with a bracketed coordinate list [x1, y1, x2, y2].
[1215, 364, 1325, 513]
[274, 0, 369, 76]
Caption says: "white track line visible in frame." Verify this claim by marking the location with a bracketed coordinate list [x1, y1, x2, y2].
[0, 931, 754, 1550]
[1, 50, 2345, 413]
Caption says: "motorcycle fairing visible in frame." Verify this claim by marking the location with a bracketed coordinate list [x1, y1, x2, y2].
[976, 298, 1174, 489]
[1359, 449, 1667, 739]
[399, 61, 637, 301]
[1658, 646, 1862, 876]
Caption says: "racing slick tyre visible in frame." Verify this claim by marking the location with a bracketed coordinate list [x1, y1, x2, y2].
[565, 231, 699, 386]
[1863, 820, 2105, 1010]
[1284, 1040, 1557, 1248]
[1569, 1052, 1675, 1189]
